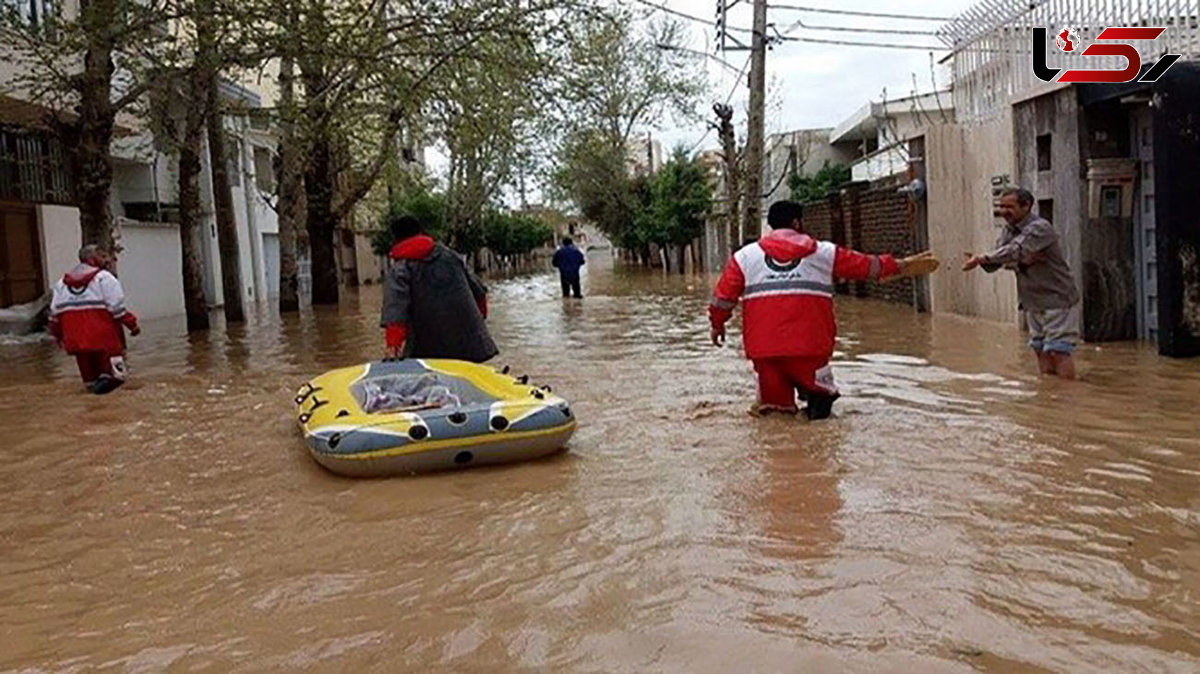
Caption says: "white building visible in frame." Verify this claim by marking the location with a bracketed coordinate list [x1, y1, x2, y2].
[627, 136, 664, 177]
[0, 0, 283, 323]
[828, 90, 955, 182]
[761, 127, 857, 209]
[0, 80, 280, 322]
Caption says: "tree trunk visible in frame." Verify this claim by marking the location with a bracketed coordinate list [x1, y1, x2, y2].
[177, 67, 212, 332]
[277, 48, 303, 313]
[205, 70, 246, 322]
[73, 0, 118, 253]
[715, 104, 741, 256]
[677, 245, 686, 275]
[305, 133, 339, 305]
[299, 40, 339, 306]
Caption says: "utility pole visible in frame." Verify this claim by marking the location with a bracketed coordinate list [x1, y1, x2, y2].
[742, 0, 768, 241]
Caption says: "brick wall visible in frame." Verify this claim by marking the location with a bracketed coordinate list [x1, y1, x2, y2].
[802, 177, 918, 306]
[802, 198, 837, 243]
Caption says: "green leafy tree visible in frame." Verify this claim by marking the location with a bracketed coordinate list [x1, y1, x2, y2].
[371, 186, 449, 257]
[635, 148, 711, 272]
[788, 162, 852, 203]
[551, 12, 703, 256]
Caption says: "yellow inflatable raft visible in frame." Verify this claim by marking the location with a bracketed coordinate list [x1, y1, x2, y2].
[294, 359, 576, 476]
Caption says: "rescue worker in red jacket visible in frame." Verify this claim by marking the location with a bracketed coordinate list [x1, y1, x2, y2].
[48, 245, 140, 394]
[709, 200, 907, 420]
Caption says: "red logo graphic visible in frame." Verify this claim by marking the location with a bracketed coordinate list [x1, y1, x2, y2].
[1034, 26, 1182, 84]
[1055, 28, 1077, 52]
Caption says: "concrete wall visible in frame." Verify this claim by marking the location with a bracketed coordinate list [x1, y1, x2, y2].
[354, 232, 382, 285]
[38, 205, 81, 287]
[262, 233, 280, 298]
[116, 220, 184, 319]
[925, 120, 1020, 324]
[35, 207, 184, 320]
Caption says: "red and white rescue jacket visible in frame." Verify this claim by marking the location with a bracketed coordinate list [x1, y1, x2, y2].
[708, 229, 899, 360]
[48, 264, 139, 354]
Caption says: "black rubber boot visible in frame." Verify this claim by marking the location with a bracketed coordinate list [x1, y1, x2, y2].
[89, 374, 125, 395]
[803, 392, 838, 420]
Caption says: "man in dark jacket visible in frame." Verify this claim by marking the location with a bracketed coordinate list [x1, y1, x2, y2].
[381, 215, 498, 362]
[552, 237, 586, 298]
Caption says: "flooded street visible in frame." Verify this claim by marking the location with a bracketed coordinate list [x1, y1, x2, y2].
[3, 254, 1200, 672]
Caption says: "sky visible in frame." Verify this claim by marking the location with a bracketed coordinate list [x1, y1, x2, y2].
[425, 0, 984, 204]
[651, 0, 981, 153]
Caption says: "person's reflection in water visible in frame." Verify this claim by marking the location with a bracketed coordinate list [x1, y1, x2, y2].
[750, 419, 845, 562]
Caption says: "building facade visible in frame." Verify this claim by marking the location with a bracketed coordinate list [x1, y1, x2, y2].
[934, 0, 1200, 356]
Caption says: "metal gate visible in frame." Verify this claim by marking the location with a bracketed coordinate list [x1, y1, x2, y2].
[1132, 108, 1157, 342]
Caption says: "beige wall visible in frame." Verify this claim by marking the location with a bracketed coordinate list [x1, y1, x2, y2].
[355, 232, 382, 285]
[116, 220, 185, 319]
[38, 205, 81, 287]
[36, 207, 185, 319]
[925, 120, 1020, 325]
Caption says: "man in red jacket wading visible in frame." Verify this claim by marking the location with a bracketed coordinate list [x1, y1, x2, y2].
[709, 201, 923, 420]
[48, 245, 140, 394]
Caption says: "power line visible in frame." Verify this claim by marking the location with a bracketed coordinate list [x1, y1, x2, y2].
[776, 34, 947, 50]
[724, 54, 752, 106]
[632, 0, 751, 33]
[767, 4, 952, 22]
[778, 19, 940, 36]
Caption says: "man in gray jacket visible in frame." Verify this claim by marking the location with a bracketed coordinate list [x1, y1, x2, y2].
[963, 187, 1081, 379]
[380, 215, 498, 363]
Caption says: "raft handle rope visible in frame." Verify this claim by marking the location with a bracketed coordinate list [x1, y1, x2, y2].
[501, 365, 511, 374]
[298, 397, 327, 424]
[517, 375, 530, 385]
[532, 390, 545, 400]
[294, 384, 322, 405]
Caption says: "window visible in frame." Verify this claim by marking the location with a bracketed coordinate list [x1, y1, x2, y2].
[1038, 198, 1054, 223]
[0, 128, 73, 204]
[253, 146, 275, 193]
[1036, 134, 1052, 171]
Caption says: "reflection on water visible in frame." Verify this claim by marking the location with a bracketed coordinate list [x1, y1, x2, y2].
[1, 254, 1199, 671]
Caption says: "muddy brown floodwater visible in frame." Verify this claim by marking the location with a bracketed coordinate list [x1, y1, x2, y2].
[2, 254, 1200, 672]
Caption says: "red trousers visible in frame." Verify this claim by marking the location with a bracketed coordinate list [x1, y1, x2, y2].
[753, 356, 837, 409]
[74, 352, 119, 384]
